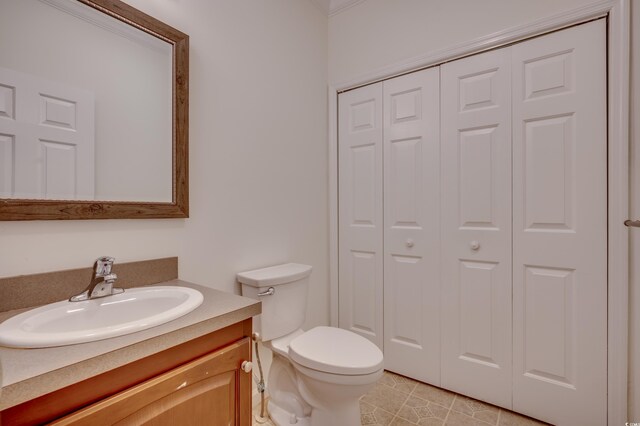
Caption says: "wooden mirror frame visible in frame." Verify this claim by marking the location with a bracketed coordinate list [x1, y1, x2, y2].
[0, 0, 188, 220]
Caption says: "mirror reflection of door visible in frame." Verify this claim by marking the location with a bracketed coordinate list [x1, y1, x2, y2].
[0, 0, 173, 203]
[0, 66, 95, 200]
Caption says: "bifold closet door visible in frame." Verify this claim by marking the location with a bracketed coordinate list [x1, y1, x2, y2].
[441, 47, 513, 408]
[338, 83, 384, 348]
[338, 19, 607, 425]
[382, 68, 441, 384]
[511, 20, 607, 426]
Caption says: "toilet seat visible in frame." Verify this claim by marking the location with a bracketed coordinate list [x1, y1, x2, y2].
[291, 359, 384, 386]
[268, 328, 305, 357]
[288, 326, 383, 375]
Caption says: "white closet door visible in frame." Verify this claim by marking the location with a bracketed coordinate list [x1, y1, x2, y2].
[511, 20, 607, 426]
[338, 83, 384, 348]
[383, 68, 440, 384]
[441, 48, 513, 407]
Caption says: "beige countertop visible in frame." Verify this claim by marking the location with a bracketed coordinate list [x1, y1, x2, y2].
[0, 280, 261, 410]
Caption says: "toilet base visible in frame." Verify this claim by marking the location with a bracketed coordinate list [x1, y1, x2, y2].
[308, 402, 361, 426]
[268, 399, 311, 426]
[263, 330, 381, 426]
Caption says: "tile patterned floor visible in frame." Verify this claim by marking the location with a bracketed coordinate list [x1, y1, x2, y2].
[252, 371, 550, 426]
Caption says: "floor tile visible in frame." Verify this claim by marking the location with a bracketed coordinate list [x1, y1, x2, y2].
[497, 410, 550, 426]
[417, 419, 446, 426]
[397, 395, 449, 424]
[391, 417, 420, 426]
[361, 383, 411, 415]
[451, 395, 499, 425]
[254, 370, 551, 426]
[361, 406, 396, 426]
[361, 400, 377, 414]
[446, 410, 494, 426]
[411, 381, 456, 409]
[380, 371, 419, 394]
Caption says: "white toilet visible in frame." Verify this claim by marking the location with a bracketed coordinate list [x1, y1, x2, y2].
[238, 263, 384, 426]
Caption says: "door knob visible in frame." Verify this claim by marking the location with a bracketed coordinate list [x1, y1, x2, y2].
[470, 241, 480, 251]
[241, 361, 253, 373]
[406, 239, 414, 248]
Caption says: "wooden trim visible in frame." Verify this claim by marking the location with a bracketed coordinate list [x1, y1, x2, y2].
[0, 0, 189, 220]
[0, 319, 252, 425]
[606, 1, 631, 424]
[328, 0, 367, 17]
[329, 1, 630, 422]
[238, 331, 253, 425]
[328, 85, 339, 327]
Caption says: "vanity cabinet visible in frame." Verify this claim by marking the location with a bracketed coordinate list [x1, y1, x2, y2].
[0, 319, 253, 426]
[52, 338, 250, 425]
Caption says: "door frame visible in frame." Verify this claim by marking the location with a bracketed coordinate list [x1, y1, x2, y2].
[328, 1, 630, 424]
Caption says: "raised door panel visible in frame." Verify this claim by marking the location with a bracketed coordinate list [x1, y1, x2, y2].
[0, 83, 15, 119]
[382, 67, 441, 384]
[441, 47, 512, 408]
[51, 338, 251, 426]
[115, 372, 236, 425]
[0, 133, 14, 197]
[0, 83, 15, 197]
[511, 20, 607, 426]
[41, 140, 78, 200]
[338, 83, 384, 347]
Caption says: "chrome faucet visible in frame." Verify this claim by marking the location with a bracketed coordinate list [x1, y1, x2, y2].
[69, 256, 124, 302]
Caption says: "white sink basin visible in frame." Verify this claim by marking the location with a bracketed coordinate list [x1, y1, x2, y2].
[0, 286, 203, 348]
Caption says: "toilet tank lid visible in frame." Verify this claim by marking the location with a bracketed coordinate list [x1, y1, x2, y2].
[237, 263, 312, 287]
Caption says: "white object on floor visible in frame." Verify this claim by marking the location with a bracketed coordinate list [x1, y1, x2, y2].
[238, 263, 384, 426]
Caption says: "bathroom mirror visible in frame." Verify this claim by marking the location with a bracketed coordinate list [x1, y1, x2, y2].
[0, 0, 188, 220]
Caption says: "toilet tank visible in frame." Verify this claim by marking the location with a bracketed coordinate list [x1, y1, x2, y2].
[237, 263, 312, 342]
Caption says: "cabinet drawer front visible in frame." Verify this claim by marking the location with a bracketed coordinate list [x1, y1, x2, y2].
[51, 338, 251, 426]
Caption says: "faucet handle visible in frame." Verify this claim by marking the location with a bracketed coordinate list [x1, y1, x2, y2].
[95, 256, 115, 276]
[88, 273, 122, 299]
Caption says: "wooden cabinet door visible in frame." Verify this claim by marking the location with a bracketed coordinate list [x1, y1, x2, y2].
[51, 338, 252, 426]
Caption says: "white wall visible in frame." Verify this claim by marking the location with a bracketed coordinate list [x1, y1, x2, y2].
[329, 0, 600, 84]
[0, 0, 173, 202]
[0, 0, 329, 331]
[329, 0, 638, 421]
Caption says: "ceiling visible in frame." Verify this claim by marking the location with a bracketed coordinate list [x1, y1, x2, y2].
[311, 0, 366, 16]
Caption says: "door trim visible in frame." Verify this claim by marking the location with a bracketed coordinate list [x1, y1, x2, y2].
[328, 1, 630, 424]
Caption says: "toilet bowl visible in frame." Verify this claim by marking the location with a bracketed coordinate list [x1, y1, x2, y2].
[288, 326, 383, 425]
[237, 264, 384, 426]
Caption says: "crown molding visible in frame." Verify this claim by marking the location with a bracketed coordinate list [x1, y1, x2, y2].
[308, 0, 368, 17]
[310, 0, 330, 15]
[329, 0, 367, 17]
